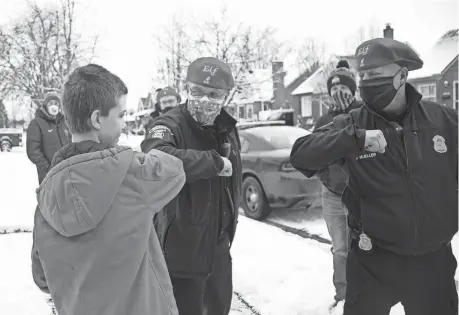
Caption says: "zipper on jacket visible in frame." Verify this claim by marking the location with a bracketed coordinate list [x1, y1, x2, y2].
[365, 106, 419, 253]
[402, 128, 418, 252]
[55, 121, 64, 146]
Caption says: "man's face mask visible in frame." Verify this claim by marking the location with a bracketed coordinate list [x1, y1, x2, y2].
[187, 83, 227, 126]
[46, 100, 60, 116]
[159, 96, 178, 112]
[359, 68, 404, 113]
[330, 85, 354, 112]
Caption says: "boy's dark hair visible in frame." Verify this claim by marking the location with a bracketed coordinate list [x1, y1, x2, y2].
[62, 64, 128, 133]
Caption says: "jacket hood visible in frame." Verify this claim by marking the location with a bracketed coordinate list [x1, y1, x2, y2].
[36, 146, 133, 237]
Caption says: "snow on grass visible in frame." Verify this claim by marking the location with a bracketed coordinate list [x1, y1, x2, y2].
[0, 147, 37, 232]
[231, 216, 407, 315]
[0, 233, 51, 315]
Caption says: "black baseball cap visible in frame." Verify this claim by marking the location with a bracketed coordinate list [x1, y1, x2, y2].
[186, 57, 234, 90]
[355, 38, 423, 71]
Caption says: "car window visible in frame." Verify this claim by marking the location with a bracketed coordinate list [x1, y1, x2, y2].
[239, 135, 251, 153]
[247, 126, 310, 149]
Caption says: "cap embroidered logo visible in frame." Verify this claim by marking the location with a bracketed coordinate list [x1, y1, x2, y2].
[357, 45, 370, 56]
[332, 76, 340, 84]
[433, 135, 447, 153]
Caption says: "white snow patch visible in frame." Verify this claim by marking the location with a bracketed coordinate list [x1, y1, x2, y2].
[231, 217, 406, 315]
[0, 233, 51, 315]
[0, 147, 38, 231]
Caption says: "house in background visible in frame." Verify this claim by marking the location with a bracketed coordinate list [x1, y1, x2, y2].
[229, 60, 287, 121]
[289, 55, 360, 128]
[230, 68, 273, 121]
[408, 29, 458, 110]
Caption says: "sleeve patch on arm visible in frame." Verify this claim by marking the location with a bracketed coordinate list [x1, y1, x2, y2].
[148, 125, 173, 141]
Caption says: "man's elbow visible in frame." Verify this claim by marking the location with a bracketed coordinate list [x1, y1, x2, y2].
[290, 144, 319, 175]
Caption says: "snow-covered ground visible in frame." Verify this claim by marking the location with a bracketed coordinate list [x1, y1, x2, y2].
[0, 141, 456, 315]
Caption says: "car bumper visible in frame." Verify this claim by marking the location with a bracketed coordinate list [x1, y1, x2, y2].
[263, 172, 322, 209]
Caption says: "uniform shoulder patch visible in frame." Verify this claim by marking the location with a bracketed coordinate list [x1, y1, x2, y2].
[148, 125, 173, 141]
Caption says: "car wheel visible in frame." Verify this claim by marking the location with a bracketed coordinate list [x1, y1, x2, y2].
[241, 176, 271, 221]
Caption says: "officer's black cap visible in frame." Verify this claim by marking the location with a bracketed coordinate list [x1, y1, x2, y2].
[186, 57, 234, 90]
[355, 38, 423, 72]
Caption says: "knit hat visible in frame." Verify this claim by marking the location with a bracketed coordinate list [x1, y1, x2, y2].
[43, 92, 61, 107]
[327, 60, 357, 96]
[156, 87, 181, 103]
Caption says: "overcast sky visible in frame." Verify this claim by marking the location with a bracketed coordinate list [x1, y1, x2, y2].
[1, 0, 458, 112]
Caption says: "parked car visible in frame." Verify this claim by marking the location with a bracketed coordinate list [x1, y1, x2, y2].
[0, 128, 23, 152]
[237, 124, 321, 220]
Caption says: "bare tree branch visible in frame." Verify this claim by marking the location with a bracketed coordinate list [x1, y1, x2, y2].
[0, 0, 98, 112]
[153, 4, 288, 106]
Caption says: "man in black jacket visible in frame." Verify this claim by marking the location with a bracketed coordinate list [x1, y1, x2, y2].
[141, 57, 242, 315]
[144, 87, 182, 138]
[26, 92, 70, 183]
[290, 38, 458, 315]
[315, 60, 363, 313]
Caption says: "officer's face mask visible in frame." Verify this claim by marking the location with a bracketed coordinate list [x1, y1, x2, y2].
[359, 68, 405, 113]
[187, 83, 227, 126]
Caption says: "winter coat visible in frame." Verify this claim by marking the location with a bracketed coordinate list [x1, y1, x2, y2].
[141, 104, 242, 278]
[314, 100, 363, 196]
[26, 107, 70, 183]
[32, 141, 186, 315]
[290, 84, 458, 256]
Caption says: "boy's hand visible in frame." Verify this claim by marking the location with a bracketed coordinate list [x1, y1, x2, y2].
[218, 157, 233, 177]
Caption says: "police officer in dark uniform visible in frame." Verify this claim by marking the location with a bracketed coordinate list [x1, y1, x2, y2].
[290, 38, 458, 315]
[141, 57, 242, 315]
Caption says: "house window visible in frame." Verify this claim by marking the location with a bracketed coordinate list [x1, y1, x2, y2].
[301, 96, 312, 117]
[246, 104, 254, 120]
[238, 106, 245, 119]
[417, 83, 437, 102]
[454, 81, 458, 110]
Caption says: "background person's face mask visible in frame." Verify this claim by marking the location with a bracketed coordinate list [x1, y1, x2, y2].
[159, 96, 178, 112]
[359, 69, 403, 113]
[46, 100, 60, 116]
[331, 88, 354, 112]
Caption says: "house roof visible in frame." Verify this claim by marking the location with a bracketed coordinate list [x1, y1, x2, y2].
[409, 30, 458, 80]
[291, 55, 358, 96]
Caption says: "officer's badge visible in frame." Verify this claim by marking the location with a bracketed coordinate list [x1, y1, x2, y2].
[359, 232, 373, 251]
[433, 135, 447, 153]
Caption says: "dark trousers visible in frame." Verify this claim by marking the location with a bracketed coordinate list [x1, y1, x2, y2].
[171, 233, 233, 315]
[344, 240, 458, 315]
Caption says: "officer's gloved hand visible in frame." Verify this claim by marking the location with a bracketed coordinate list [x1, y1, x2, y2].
[218, 157, 233, 177]
[364, 130, 387, 154]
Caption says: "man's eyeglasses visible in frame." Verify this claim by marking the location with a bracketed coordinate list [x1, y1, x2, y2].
[187, 84, 227, 101]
